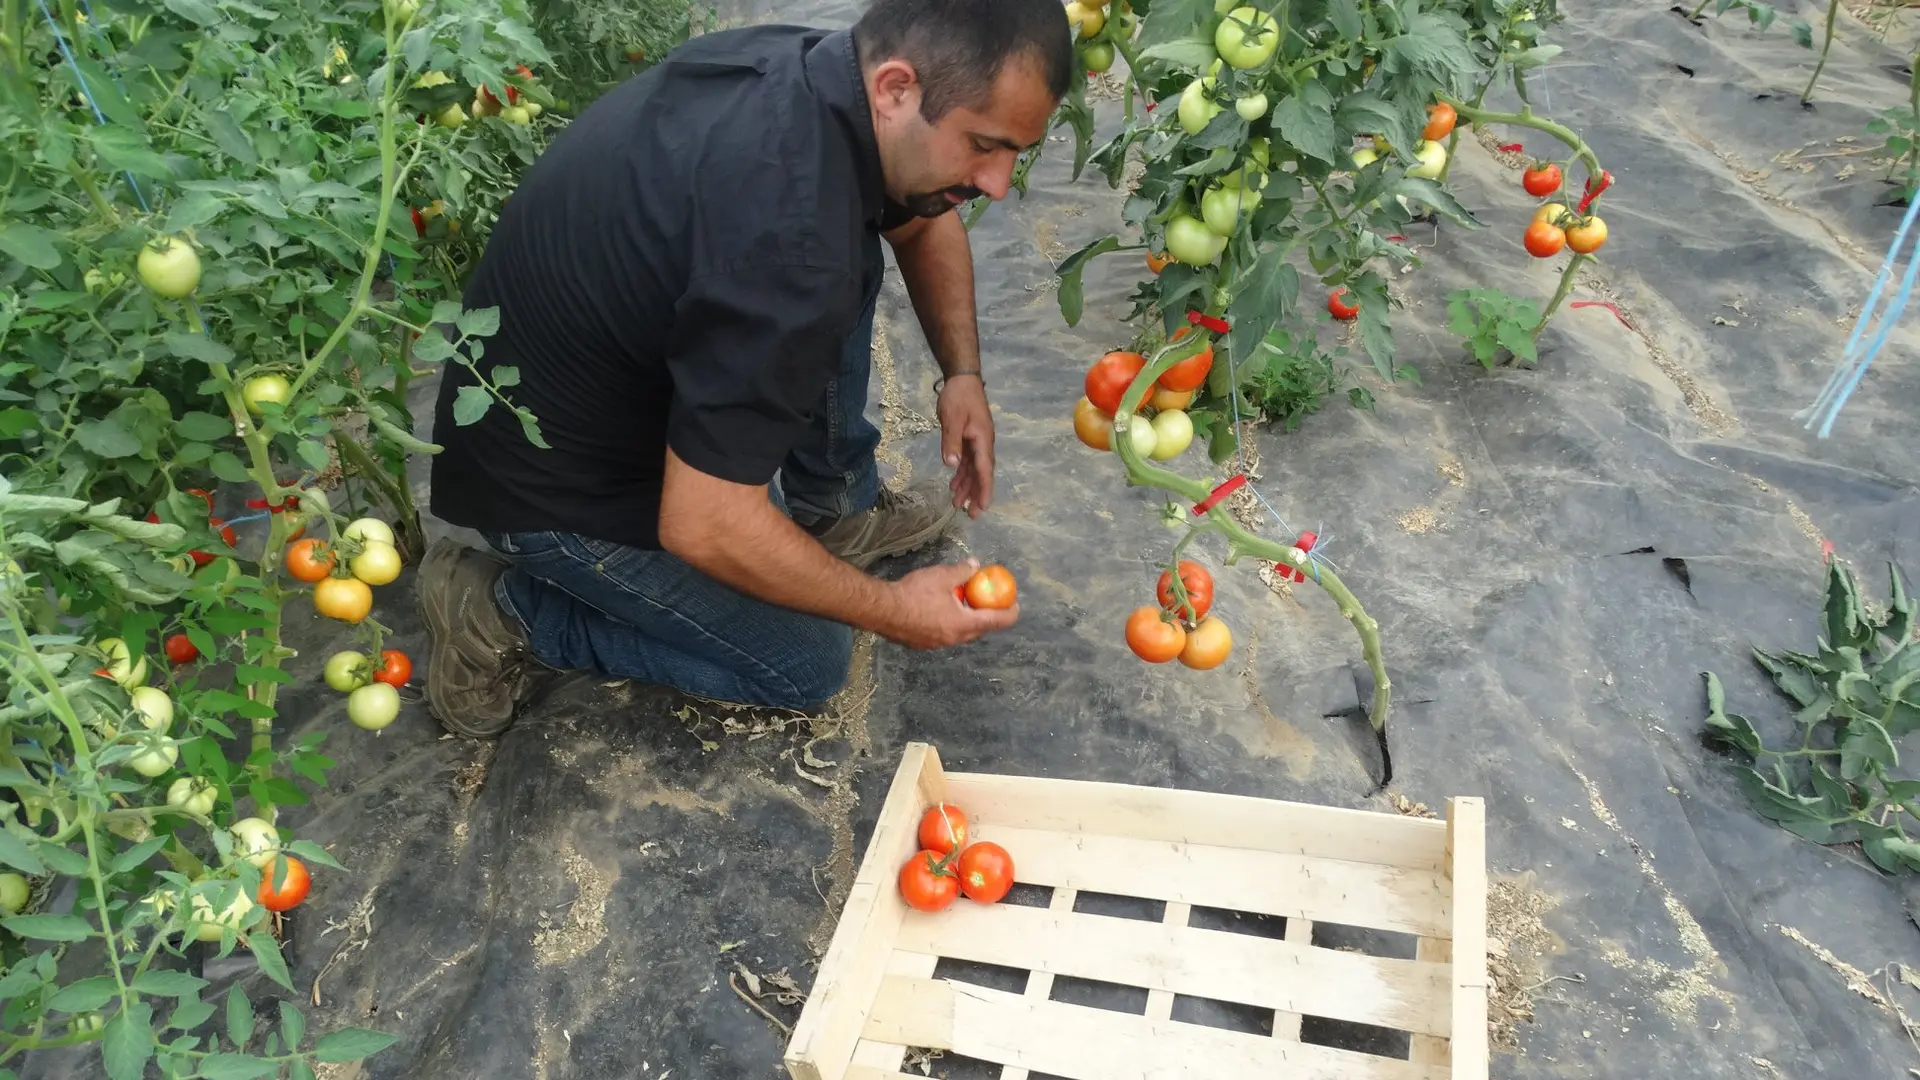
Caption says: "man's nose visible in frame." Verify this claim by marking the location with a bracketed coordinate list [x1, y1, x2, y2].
[972, 153, 1018, 201]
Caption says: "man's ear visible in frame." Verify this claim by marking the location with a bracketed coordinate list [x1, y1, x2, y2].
[868, 59, 921, 118]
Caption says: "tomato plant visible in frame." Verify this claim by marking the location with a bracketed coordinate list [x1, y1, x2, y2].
[917, 803, 969, 856]
[0, 0, 566, 1069]
[898, 849, 960, 913]
[955, 841, 1015, 904]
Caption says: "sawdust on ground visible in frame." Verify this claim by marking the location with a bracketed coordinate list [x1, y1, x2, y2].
[1487, 874, 1562, 1053]
[532, 840, 613, 967]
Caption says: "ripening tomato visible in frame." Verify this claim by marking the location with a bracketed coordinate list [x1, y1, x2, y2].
[284, 538, 335, 583]
[1522, 162, 1562, 197]
[898, 849, 960, 912]
[918, 803, 970, 854]
[1085, 351, 1147, 415]
[1523, 219, 1566, 258]
[1532, 202, 1570, 227]
[1565, 215, 1608, 254]
[1073, 397, 1113, 451]
[1327, 289, 1359, 321]
[1126, 606, 1188, 664]
[257, 856, 311, 912]
[1146, 250, 1169, 275]
[1156, 560, 1214, 622]
[164, 633, 199, 665]
[1149, 386, 1194, 412]
[313, 576, 373, 623]
[1156, 328, 1214, 393]
[1179, 616, 1234, 670]
[955, 841, 1015, 904]
[350, 540, 403, 586]
[373, 649, 413, 688]
[1422, 101, 1457, 142]
[963, 565, 1018, 610]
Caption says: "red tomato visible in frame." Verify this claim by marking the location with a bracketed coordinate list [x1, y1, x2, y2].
[898, 849, 960, 912]
[1327, 289, 1359, 321]
[955, 841, 1015, 904]
[918, 804, 970, 854]
[1155, 560, 1215, 622]
[373, 649, 413, 688]
[1085, 351, 1147, 415]
[962, 566, 1018, 610]
[257, 856, 311, 912]
[1126, 607, 1187, 664]
[164, 633, 199, 665]
[284, 538, 335, 583]
[1422, 102, 1457, 142]
[1523, 219, 1566, 258]
[1155, 328, 1213, 394]
[1522, 163, 1562, 197]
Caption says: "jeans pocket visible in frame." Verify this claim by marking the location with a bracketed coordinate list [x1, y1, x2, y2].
[485, 530, 566, 560]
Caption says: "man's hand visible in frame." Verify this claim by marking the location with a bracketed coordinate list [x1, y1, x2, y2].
[878, 559, 1019, 649]
[938, 376, 994, 519]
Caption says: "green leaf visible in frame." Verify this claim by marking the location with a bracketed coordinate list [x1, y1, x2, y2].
[132, 970, 207, 998]
[160, 0, 218, 23]
[75, 418, 142, 458]
[0, 829, 46, 876]
[1389, 177, 1480, 228]
[166, 995, 216, 1032]
[200, 112, 259, 166]
[296, 439, 331, 471]
[48, 976, 119, 1012]
[1888, 563, 1914, 643]
[247, 928, 294, 993]
[0, 225, 63, 270]
[311, 1027, 401, 1063]
[1138, 37, 1219, 69]
[1826, 559, 1875, 650]
[1141, 0, 1216, 45]
[1840, 715, 1898, 780]
[1701, 671, 1763, 757]
[1510, 45, 1564, 71]
[226, 984, 256, 1049]
[209, 452, 252, 485]
[164, 332, 235, 366]
[1380, 11, 1480, 79]
[286, 839, 345, 871]
[197, 1054, 276, 1080]
[175, 411, 234, 441]
[3, 914, 93, 941]
[166, 192, 227, 233]
[1272, 83, 1339, 165]
[1789, 19, 1814, 48]
[292, 1062, 317, 1080]
[0, 408, 37, 439]
[455, 306, 501, 338]
[1224, 247, 1292, 367]
[279, 1000, 306, 1052]
[1752, 647, 1824, 707]
[88, 128, 175, 180]
[452, 385, 493, 426]
[1734, 768, 1834, 842]
[1053, 234, 1123, 327]
[101, 1001, 155, 1080]
[111, 836, 169, 874]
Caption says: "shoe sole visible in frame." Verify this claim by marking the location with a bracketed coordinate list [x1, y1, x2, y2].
[841, 503, 960, 571]
[418, 539, 517, 740]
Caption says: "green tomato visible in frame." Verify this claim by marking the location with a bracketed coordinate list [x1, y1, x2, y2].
[228, 817, 280, 868]
[500, 104, 532, 124]
[166, 776, 217, 817]
[1201, 184, 1261, 237]
[1235, 92, 1269, 121]
[242, 374, 291, 415]
[1351, 147, 1379, 170]
[97, 637, 148, 690]
[188, 888, 258, 943]
[128, 742, 178, 779]
[0, 873, 30, 915]
[1212, 0, 1239, 12]
[1080, 41, 1115, 74]
[1121, 416, 1158, 458]
[1165, 213, 1228, 266]
[323, 650, 372, 692]
[383, 0, 419, 23]
[69, 1012, 103, 1035]
[1215, 7, 1280, 70]
[1177, 77, 1222, 136]
[1148, 409, 1196, 460]
[129, 686, 173, 733]
[342, 517, 395, 547]
[1409, 139, 1448, 180]
[136, 236, 201, 299]
[434, 102, 468, 128]
[348, 682, 401, 731]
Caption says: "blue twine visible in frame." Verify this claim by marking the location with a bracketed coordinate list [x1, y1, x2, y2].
[1800, 191, 1920, 438]
[1215, 330, 1340, 581]
[37, 0, 151, 213]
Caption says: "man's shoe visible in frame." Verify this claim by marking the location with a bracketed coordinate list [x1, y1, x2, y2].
[806, 480, 958, 571]
[417, 538, 551, 739]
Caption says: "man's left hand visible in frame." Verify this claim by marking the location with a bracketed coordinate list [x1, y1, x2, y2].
[937, 376, 994, 519]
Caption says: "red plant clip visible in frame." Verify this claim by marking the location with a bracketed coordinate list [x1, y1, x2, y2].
[1576, 169, 1614, 213]
[1191, 475, 1247, 516]
[1569, 300, 1633, 330]
[1282, 531, 1318, 583]
[1185, 310, 1231, 334]
[1498, 142, 1524, 153]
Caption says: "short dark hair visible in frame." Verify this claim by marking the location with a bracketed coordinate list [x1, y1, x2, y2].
[853, 0, 1073, 122]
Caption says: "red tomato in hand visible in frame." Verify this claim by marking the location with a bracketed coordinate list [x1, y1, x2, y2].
[898, 849, 960, 912]
[1521, 163, 1562, 197]
[955, 841, 1015, 904]
[373, 649, 413, 688]
[164, 633, 199, 665]
[918, 803, 970, 854]
[1523, 219, 1566, 258]
[1155, 327, 1214, 394]
[1327, 289, 1359, 321]
[1156, 560, 1214, 622]
[1085, 351, 1147, 415]
[962, 566, 1017, 610]
[257, 855, 311, 912]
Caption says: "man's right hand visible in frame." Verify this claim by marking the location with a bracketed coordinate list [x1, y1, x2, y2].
[879, 560, 1020, 649]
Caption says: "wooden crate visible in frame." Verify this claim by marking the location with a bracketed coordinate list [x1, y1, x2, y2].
[785, 743, 1488, 1080]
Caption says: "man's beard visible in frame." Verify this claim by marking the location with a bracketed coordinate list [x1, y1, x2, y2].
[902, 185, 985, 218]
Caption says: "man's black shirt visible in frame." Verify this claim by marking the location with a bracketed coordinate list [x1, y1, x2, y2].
[428, 26, 911, 550]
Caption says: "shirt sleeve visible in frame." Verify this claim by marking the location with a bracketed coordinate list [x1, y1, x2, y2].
[663, 260, 864, 487]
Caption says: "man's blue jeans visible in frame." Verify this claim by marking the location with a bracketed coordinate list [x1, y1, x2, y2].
[483, 243, 885, 710]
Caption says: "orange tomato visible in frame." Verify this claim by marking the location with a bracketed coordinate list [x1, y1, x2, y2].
[963, 565, 1018, 610]
[1073, 396, 1113, 450]
[283, 538, 335, 583]
[1146, 250, 1169, 275]
[1523, 219, 1566, 258]
[1125, 606, 1187, 664]
[1156, 327, 1214, 393]
[1422, 102, 1457, 142]
[1085, 351, 1147, 415]
[1149, 386, 1194, 412]
[257, 855, 311, 912]
[1178, 616, 1234, 670]
[1565, 215, 1608, 254]
[313, 577, 372, 623]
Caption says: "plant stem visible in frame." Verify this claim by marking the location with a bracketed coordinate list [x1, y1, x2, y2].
[1801, 0, 1841, 106]
[1446, 100, 1605, 187]
[1531, 252, 1591, 338]
[1437, 75, 1495, 186]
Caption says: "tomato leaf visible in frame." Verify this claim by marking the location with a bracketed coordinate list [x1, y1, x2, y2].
[131, 970, 208, 998]
[1271, 83, 1338, 165]
[286, 839, 344, 871]
[226, 984, 257, 1049]
[452, 384, 494, 426]
[1142, 0, 1215, 43]
[0, 828, 46, 876]
[3, 914, 93, 942]
[1389, 177, 1480, 228]
[1379, 12, 1480, 79]
[280, 1000, 307, 1053]
[1053, 235, 1123, 327]
[1138, 36, 1217, 70]
[200, 111, 260, 167]
[246, 925, 295, 993]
[101, 1001, 155, 1080]
[1326, 0, 1364, 38]
[110, 836, 169, 874]
[197, 1054, 277, 1080]
[0, 225, 63, 270]
[86, 128, 176, 181]
[48, 976, 119, 1012]
[164, 332, 236, 366]
[167, 994, 216, 1032]
[454, 306, 500, 337]
[312, 1027, 401, 1063]
[1224, 247, 1294, 368]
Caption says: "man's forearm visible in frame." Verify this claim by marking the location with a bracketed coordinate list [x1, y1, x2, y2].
[889, 213, 982, 379]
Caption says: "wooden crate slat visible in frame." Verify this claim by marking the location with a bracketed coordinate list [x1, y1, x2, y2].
[890, 896, 1451, 1036]
[943, 771, 1449, 870]
[978, 823, 1451, 938]
[864, 974, 1453, 1080]
[1271, 915, 1313, 1041]
[850, 952, 939, 1074]
[1000, 887, 1077, 1080]
[786, 745, 946, 1080]
[1143, 902, 1190, 1022]
[1445, 797, 1490, 1080]
[1408, 939, 1453, 1066]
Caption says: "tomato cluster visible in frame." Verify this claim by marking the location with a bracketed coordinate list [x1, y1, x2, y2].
[898, 802, 1017, 913]
[1073, 329, 1211, 461]
[288, 516, 404, 625]
[1124, 559, 1233, 670]
[1517, 162, 1609, 259]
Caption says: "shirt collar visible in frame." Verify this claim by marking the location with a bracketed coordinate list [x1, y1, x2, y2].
[807, 28, 887, 230]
